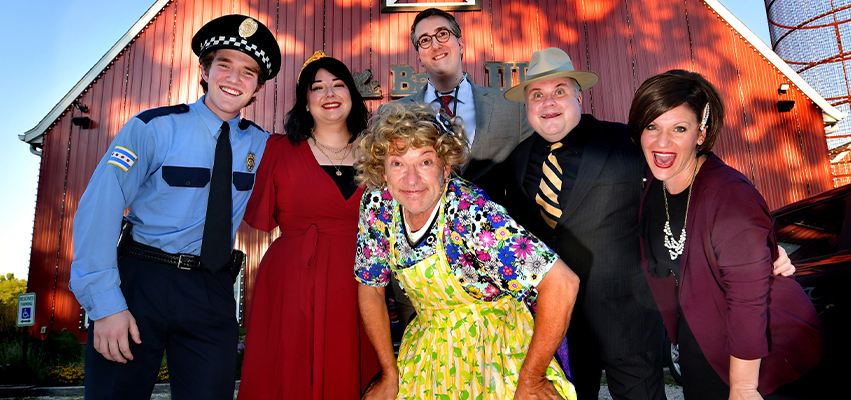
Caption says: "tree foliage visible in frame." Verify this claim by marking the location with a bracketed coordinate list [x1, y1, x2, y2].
[0, 273, 28, 306]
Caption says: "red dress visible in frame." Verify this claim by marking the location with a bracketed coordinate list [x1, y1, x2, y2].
[237, 136, 379, 399]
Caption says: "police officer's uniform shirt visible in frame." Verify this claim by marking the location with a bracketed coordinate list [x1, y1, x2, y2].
[70, 96, 270, 320]
[423, 77, 477, 145]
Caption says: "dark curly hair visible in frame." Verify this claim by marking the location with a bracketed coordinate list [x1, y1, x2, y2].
[283, 56, 369, 145]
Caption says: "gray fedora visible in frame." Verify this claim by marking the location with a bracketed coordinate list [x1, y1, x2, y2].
[504, 47, 600, 102]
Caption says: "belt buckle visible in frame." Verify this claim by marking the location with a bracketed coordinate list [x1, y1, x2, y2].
[177, 254, 195, 270]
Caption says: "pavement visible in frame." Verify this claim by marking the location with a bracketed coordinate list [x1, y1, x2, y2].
[600, 383, 684, 400]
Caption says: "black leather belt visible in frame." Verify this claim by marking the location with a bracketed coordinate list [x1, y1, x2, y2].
[122, 241, 204, 270]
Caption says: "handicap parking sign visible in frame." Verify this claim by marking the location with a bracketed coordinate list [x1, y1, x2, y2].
[17, 293, 35, 327]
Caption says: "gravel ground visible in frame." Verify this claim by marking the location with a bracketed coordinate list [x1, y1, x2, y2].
[600, 383, 684, 400]
[5, 383, 685, 400]
[5, 376, 685, 399]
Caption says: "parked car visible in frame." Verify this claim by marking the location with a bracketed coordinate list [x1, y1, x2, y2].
[771, 183, 849, 395]
[663, 183, 851, 389]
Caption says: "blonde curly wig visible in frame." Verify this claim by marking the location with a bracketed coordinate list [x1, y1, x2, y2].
[355, 102, 470, 189]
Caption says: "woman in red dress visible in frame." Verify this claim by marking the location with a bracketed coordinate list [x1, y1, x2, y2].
[236, 52, 379, 399]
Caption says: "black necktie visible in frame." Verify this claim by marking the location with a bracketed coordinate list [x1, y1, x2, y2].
[535, 142, 563, 229]
[201, 121, 232, 270]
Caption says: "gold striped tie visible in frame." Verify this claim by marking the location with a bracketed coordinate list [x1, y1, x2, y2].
[536, 142, 563, 228]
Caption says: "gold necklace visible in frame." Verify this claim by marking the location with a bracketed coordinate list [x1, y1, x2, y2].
[662, 160, 700, 260]
[312, 139, 347, 176]
[311, 136, 349, 159]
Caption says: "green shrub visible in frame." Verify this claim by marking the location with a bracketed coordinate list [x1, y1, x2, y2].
[43, 330, 83, 365]
[0, 334, 50, 384]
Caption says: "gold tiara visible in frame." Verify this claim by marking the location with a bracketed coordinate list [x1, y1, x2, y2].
[297, 50, 331, 82]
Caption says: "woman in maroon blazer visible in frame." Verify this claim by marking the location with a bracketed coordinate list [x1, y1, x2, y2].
[627, 70, 824, 400]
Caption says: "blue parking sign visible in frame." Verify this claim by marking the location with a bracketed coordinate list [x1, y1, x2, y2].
[17, 293, 36, 327]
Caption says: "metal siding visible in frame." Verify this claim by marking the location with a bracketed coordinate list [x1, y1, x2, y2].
[540, 0, 587, 81]
[25, 0, 836, 339]
[584, 0, 635, 122]
[54, 93, 98, 336]
[28, 114, 71, 338]
[489, 0, 533, 65]
[630, 0, 692, 85]
[687, 0, 752, 185]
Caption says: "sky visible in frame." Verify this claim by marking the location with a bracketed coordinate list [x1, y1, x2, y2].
[0, 0, 773, 282]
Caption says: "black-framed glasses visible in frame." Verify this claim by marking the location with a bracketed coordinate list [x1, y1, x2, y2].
[417, 29, 454, 49]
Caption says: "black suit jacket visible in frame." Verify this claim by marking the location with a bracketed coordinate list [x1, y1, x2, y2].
[496, 114, 661, 359]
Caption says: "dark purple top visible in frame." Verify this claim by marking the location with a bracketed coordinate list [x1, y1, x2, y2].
[639, 153, 824, 395]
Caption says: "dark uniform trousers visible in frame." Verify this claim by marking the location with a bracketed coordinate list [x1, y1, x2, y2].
[84, 255, 238, 400]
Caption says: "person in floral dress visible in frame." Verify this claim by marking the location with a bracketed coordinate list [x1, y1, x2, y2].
[354, 102, 580, 400]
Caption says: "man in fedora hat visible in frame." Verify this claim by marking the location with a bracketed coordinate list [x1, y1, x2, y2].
[498, 47, 668, 400]
[497, 48, 795, 400]
[70, 14, 281, 400]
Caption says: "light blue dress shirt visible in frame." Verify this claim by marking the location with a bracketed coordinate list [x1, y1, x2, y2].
[70, 97, 270, 320]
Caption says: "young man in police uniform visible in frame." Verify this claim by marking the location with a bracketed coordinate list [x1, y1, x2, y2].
[69, 14, 281, 400]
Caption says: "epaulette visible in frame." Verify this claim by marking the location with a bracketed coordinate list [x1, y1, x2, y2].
[135, 104, 190, 123]
[239, 118, 263, 131]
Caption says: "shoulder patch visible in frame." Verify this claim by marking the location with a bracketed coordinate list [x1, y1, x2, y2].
[238, 118, 263, 131]
[135, 104, 190, 124]
[107, 146, 137, 172]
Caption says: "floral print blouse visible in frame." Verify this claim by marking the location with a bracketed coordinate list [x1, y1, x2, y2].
[354, 178, 558, 306]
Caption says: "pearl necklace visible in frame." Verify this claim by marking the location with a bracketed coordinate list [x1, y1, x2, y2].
[662, 160, 700, 260]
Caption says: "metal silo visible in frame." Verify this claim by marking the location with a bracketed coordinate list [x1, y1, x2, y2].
[766, 0, 850, 154]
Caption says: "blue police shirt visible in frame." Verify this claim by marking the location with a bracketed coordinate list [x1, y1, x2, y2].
[70, 97, 270, 320]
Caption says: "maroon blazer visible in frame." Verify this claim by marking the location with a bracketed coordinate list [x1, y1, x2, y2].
[639, 153, 824, 395]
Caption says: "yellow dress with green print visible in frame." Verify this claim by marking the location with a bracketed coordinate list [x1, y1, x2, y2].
[355, 178, 576, 399]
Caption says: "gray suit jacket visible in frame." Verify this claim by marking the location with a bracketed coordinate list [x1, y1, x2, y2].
[394, 81, 532, 191]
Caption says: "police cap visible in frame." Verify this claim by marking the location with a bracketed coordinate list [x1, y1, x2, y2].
[192, 14, 281, 80]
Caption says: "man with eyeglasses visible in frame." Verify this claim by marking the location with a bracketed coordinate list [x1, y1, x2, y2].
[387, 6, 535, 344]
[396, 8, 533, 191]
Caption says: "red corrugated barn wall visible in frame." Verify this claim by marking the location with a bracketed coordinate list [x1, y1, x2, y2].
[26, 0, 833, 341]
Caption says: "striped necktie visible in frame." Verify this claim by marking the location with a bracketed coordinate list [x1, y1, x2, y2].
[535, 142, 563, 229]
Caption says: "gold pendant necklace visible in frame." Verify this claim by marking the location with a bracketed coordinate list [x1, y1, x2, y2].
[313, 137, 348, 159]
[312, 138, 347, 176]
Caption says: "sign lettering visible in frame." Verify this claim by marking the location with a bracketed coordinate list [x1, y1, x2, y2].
[17, 293, 36, 327]
[353, 61, 530, 99]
